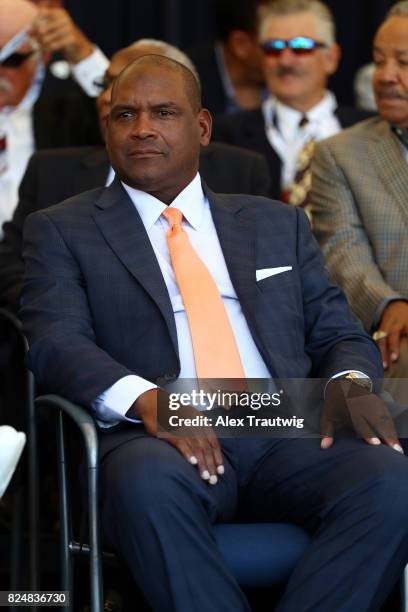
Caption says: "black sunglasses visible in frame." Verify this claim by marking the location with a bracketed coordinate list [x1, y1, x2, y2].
[260, 37, 327, 57]
[0, 50, 35, 68]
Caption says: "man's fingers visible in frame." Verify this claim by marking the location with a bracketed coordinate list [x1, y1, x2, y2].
[206, 431, 224, 471]
[364, 437, 381, 446]
[320, 409, 335, 447]
[383, 439, 404, 454]
[170, 437, 210, 482]
[387, 331, 401, 363]
[378, 337, 389, 369]
[173, 438, 196, 464]
[196, 437, 219, 484]
[321, 436, 333, 449]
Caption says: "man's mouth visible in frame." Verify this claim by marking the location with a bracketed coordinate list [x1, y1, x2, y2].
[128, 149, 163, 158]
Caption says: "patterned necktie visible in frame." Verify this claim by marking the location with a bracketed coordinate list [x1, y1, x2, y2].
[282, 115, 315, 220]
[162, 207, 246, 384]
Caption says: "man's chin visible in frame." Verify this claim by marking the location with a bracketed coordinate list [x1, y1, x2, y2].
[117, 170, 160, 191]
[378, 103, 408, 126]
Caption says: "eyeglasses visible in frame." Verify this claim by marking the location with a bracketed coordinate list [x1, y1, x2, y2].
[0, 50, 35, 68]
[260, 37, 327, 57]
[93, 73, 116, 93]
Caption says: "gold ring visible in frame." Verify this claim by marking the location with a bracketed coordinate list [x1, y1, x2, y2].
[372, 330, 388, 342]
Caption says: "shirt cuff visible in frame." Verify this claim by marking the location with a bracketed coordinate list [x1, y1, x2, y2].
[91, 375, 157, 424]
[70, 46, 109, 97]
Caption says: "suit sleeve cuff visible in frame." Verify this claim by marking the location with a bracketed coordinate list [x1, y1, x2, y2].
[91, 375, 157, 424]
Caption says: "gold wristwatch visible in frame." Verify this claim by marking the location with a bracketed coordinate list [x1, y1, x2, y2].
[343, 372, 372, 392]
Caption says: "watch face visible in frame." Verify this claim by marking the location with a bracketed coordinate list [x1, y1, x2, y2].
[345, 374, 371, 390]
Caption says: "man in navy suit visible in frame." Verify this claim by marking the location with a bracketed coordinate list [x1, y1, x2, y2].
[20, 55, 408, 612]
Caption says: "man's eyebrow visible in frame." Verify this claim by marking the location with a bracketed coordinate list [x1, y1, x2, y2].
[151, 101, 181, 109]
[110, 104, 135, 113]
[111, 101, 181, 111]
[373, 45, 408, 55]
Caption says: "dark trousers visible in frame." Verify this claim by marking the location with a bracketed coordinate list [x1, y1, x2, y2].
[99, 429, 408, 612]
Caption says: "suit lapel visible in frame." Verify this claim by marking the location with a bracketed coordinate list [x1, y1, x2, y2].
[92, 179, 178, 354]
[206, 187, 278, 376]
[75, 147, 110, 193]
[369, 120, 408, 221]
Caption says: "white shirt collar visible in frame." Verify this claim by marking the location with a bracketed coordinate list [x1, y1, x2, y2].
[121, 173, 206, 231]
[263, 90, 338, 140]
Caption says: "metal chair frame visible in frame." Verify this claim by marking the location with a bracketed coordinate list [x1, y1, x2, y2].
[35, 395, 103, 612]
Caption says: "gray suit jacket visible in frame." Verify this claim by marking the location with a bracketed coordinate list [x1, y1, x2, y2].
[310, 117, 408, 331]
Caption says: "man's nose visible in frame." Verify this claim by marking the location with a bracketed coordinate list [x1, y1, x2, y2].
[277, 47, 298, 66]
[131, 112, 156, 138]
[377, 60, 398, 83]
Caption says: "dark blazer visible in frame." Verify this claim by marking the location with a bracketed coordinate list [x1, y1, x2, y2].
[20, 179, 382, 411]
[32, 67, 102, 149]
[212, 106, 374, 200]
[187, 42, 228, 117]
[0, 142, 270, 312]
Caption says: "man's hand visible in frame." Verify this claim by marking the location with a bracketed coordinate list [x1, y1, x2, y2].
[130, 389, 224, 485]
[320, 378, 403, 453]
[30, 7, 94, 64]
[376, 300, 408, 369]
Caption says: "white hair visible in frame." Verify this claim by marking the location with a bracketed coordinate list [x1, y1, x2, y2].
[259, 0, 336, 46]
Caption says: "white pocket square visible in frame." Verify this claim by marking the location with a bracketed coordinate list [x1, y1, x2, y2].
[256, 266, 293, 282]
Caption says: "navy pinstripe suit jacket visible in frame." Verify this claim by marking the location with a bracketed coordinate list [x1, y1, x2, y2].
[20, 177, 382, 412]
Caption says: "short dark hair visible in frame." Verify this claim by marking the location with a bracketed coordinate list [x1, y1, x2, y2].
[214, 0, 267, 41]
[111, 55, 202, 113]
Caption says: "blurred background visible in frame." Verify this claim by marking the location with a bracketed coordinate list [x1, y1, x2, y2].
[65, 0, 395, 104]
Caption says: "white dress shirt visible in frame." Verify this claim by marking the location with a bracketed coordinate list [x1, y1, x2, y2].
[262, 91, 342, 189]
[0, 48, 107, 236]
[92, 174, 272, 425]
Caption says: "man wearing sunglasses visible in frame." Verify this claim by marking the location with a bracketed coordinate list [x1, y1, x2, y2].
[212, 0, 371, 204]
[311, 1, 408, 388]
[0, 0, 106, 238]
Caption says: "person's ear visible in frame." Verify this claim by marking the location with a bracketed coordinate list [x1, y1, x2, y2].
[198, 108, 212, 146]
[323, 43, 341, 76]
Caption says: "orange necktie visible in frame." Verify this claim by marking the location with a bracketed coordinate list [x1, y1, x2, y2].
[162, 207, 246, 382]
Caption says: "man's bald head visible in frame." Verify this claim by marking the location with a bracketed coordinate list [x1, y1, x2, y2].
[112, 54, 202, 113]
[0, 0, 38, 46]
